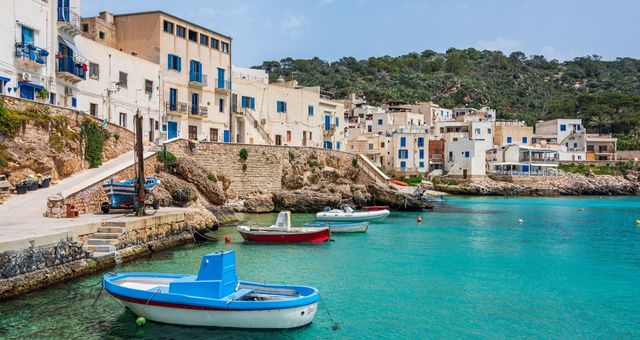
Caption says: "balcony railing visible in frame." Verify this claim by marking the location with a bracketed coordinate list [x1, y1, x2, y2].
[215, 79, 231, 90]
[56, 57, 86, 80]
[189, 72, 208, 86]
[57, 7, 81, 34]
[166, 101, 188, 113]
[520, 156, 559, 163]
[15, 43, 48, 65]
[189, 105, 208, 116]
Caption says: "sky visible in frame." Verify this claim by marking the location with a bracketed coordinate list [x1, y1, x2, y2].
[80, 0, 640, 67]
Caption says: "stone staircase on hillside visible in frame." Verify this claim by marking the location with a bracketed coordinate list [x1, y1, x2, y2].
[83, 221, 127, 260]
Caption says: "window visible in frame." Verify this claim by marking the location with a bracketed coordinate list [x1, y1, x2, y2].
[419, 162, 424, 168]
[448, 151, 453, 160]
[49, 92, 56, 105]
[241, 96, 255, 109]
[400, 161, 406, 169]
[176, 25, 186, 38]
[90, 103, 98, 116]
[0, 78, 7, 94]
[188, 125, 198, 140]
[119, 112, 127, 128]
[275, 135, 282, 146]
[286, 131, 292, 142]
[82, 24, 89, 32]
[99, 31, 105, 40]
[335, 117, 340, 127]
[188, 29, 198, 42]
[168, 54, 181, 71]
[277, 101, 287, 113]
[576, 125, 581, 131]
[221, 42, 229, 53]
[144, 79, 153, 95]
[163, 21, 174, 34]
[464, 151, 470, 158]
[368, 143, 374, 150]
[398, 150, 409, 159]
[419, 149, 424, 159]
[560, 124, 567, 132]
[211, 38, 219, 49]
[488, 128, 492, 134]
[118, 72, 127, 88]
[522, 136, 528, 144]
[378, 119, 383, 125]
[89, 63, 99, 80]
[381, 142, 385, 147]
[210, 128, 219, 142]
[71, 97, 77, 108]
[573, 143, 578, 148]
[506, 136, 512, 143]
[200, 34, 209, 46]
[218, 98, 224, 113]
[337, 141, 341, 150]
[400, 137, 406, 147]
[417, 137, 424, 147]
[308, 105, 314, 116]
[475, 128, 481, 135]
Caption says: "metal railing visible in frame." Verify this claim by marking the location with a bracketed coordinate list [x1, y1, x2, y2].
[166, 101, 188, 113]
[15, 43, 48, 65]
[189, 72, 208, 85]
[215, 79, 231, 90]
[57, 7, 81, 31]
[189, 105, 208, 116]
[56, 57, 86, 79]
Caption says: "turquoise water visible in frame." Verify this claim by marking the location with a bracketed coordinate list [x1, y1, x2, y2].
[1, 196, 640, 339]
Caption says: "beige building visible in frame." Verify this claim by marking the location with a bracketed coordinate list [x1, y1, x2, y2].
[231, 70, 346, 150]
[493, 121, 533, 146]
[586, 134, 617, 161]
[82, 11, 232, 142]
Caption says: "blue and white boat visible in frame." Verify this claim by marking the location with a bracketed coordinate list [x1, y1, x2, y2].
[103, 250, 320, 329]
[316, 206, 390, 222]
[304, 221, 369, 233]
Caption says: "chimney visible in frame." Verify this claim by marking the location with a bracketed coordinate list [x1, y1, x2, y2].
[99, 11, 114, 24]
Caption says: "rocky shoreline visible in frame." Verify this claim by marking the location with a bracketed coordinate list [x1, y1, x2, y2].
[432, 171, 640, 196]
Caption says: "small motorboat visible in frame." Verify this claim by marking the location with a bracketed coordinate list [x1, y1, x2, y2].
[425, 195, 445, 203]
[316, 206, 390, 222]
[103, 250, 320, 329]
[237, 211, 330, 243]
[303, 221, 369, 233]
[363, 205, 390, 212]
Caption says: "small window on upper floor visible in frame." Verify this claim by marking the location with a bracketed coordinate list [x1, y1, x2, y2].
[221, 42, 229, 53]
[163, 20, 174, 34]
[82, 24, 88, 32]
[145, 79, 153, 95]
[176, 25, 186, 38]
[188, 29, 198, 42]
[200, 34, 209, 46]
[119, 71, 128, 88]
[89, 62, 99, 80]
[99, 31, 105, 40]
[211, 38, 219, 49]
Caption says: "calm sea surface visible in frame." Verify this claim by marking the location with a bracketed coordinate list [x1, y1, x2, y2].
[1, 196, 640, 339]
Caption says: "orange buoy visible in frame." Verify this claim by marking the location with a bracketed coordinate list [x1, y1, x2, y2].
[225, 235, 231, 243]
[417, 216, 422, 223]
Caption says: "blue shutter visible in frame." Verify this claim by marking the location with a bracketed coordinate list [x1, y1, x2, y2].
[241, 96, 246, 108]
[223, 130, 230, 143]
[217, 68, 225, 88]
[335, 117, 339, 127]
[400, 137, 406, 147]
[71, 97, 77, 107]
[176, 57, 182, 72]
[419, 150, 424, 159]
[337, 141, 341, 150]
[250, 97, 255, 109]
[168, 54, 173, 69]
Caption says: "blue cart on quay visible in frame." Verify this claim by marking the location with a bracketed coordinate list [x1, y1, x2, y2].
[101, 177, 160, 214]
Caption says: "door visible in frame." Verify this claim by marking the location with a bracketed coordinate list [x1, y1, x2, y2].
[463, 169, 468, 179]
[217, 68, 225, 88]
[191, 93, 199, 114]
[169, 88, 177, 111]
[522, 165, 530, 174]
[167, 121, 178, 139]
[21, 27, 34, 46]
[58, 0, 70, 21]
[324, 114, 331, 130]
[188, 125, 197, 140]
[302, 131, 307, 146]
[275, 135, 282, 146]
[19, 84, 35, 100]
[148, 118, 154, 142]
[223, 130, 230, 143]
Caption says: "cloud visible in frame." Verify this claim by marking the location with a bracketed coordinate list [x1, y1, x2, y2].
[280, 14, 306, 38]
[475, 37, 522, 53]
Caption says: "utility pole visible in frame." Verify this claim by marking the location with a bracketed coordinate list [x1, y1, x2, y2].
[134, 110, 145, 216]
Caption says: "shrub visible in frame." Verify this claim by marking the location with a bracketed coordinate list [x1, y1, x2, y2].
[113, 132, 120, 143]
[352, 157, 358, 167]
[207, 173, 217, 182]
[288, 150, 295, 161]
[242, 164, 247, 172]
[239, 148, 249, 161]
[157, 150, 177, 166]
[406, 175, 424, 186]
[80, 119, 109, 168]
[308, 160, 320, 168]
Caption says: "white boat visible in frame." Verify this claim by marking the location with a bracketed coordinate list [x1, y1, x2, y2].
[303, 221, 369, 233]
[315, 206, 390, 222]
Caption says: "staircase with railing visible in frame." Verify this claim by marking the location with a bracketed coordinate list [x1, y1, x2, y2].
[236, 107, 272, 144]
[357, 154, 390, 185]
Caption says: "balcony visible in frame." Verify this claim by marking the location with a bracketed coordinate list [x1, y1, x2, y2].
[166, 101, 188, 115]
[57, 7, 82, 36]
[56, 57, 86, 83]
[15, 43, 48, 67]
[188, 72, 208, 87]
[214, 79, 231, 95]
[189, 105, 208, 117]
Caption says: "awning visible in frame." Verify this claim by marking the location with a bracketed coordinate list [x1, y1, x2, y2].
[18, 82, 44, 91]
[58, 32, 80, 55]
[0, 76, 9, 83]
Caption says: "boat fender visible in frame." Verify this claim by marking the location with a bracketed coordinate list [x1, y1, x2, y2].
[518, 219, 524, 223]
[136, 316, 146, 327]
[225, 235, 231, 243]
[636, 220, 640, 225]
[417, 216, 422, 223]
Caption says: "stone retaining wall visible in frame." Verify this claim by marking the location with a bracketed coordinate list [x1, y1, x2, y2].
[618, 150, 640, 161]
[165, 140, 364, 197]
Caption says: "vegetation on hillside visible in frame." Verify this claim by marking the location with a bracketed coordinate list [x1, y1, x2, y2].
[254, 49, 640, 149]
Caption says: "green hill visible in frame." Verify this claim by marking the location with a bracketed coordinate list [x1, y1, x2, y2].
[253, 48, 640, 149]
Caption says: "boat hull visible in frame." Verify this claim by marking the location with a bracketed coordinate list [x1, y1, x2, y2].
[237, 227, 330, 243]
[116, 296, 318, 329]
[315, 209, 390, 222]
[304, 222, 368, 233]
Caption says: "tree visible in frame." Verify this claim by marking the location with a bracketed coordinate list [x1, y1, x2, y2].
[588, 114, 612, 135]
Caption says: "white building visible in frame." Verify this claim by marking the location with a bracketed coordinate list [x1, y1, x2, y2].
[384, 127, 429, 176]
[534, 119, 586, 161]
[444, 137, 487, 179]
[487, 145, 558, 176]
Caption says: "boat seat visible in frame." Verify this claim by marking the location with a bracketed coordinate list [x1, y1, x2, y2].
[224, 288, 254, 301]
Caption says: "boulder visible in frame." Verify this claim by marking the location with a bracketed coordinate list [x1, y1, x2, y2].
[272, 189, 342, 212]
[243, 194, 275, 213]
[174, 158, 226, 204]
[366, 183, 430, 211]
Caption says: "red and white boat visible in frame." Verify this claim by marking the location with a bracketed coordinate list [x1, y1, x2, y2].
[237, 211, 330, 243]
[363, 205, 390, 212]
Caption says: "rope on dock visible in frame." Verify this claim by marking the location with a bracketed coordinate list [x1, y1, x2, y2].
[188, 225, 218, 242]
[319, 292, 340, 331]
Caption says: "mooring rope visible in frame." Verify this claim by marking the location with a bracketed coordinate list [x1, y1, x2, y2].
[318, 292, 340, 331]
[188, 225, 219, 241]
[141, 288, 162, 312]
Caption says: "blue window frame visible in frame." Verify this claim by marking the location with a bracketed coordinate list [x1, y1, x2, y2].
[168, 54, 181, 71]
[71, 97, 77, 108]
[277, 101, 287, 113]
[576, 125, 581, 131]
[522, 136, 528, 144]
[419, 149, 424, 159]
[323, 141, 333, 149]
[400, 161, 406, 169]
[419, 162, 424, 168]
[324, 114, 331, 130]
[335, 117, 339, 128]
[507, 136, 512, 143]
[398, 149, 408, 159]
[336, 141, 341, 150]
[448, 151, 453, 160]
[169, 88, 177, 110]
[0, 77, 8, 94]
[560, 124, 567, 132]
[218, 98, 224, 113]
[464, 151, 470, 158]
[241, 96, 255, 109]
[189, 60, 202, 82]
[400, 137, 406, 147]
[308, 105, 314, 116]
[378, 119, 383, 125]
[417, 137, 424, 147]
[162, 124, 167, 132]
[217, 68, 225, 89]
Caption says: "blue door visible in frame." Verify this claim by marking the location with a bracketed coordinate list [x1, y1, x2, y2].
[522, 165, 530, 173]
[19, 84, 35, 100]
[191, 93, 199, 114]
[323, 141, 332, 149]
[169, 88, 177, 111]
[223, 130, 230, 143]
[324, 114, 331, 130]
[167, 121, 178, 139]
[217, 68, 225, 88]
[58, 0, 70, 21]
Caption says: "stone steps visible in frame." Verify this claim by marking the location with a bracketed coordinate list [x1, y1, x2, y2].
[84, 244, 115, 253]
[93, 232, 121, 239]
[92, 251, 115, 261]
[87, 238, 120, 246]
[97, 226, 124, 233]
